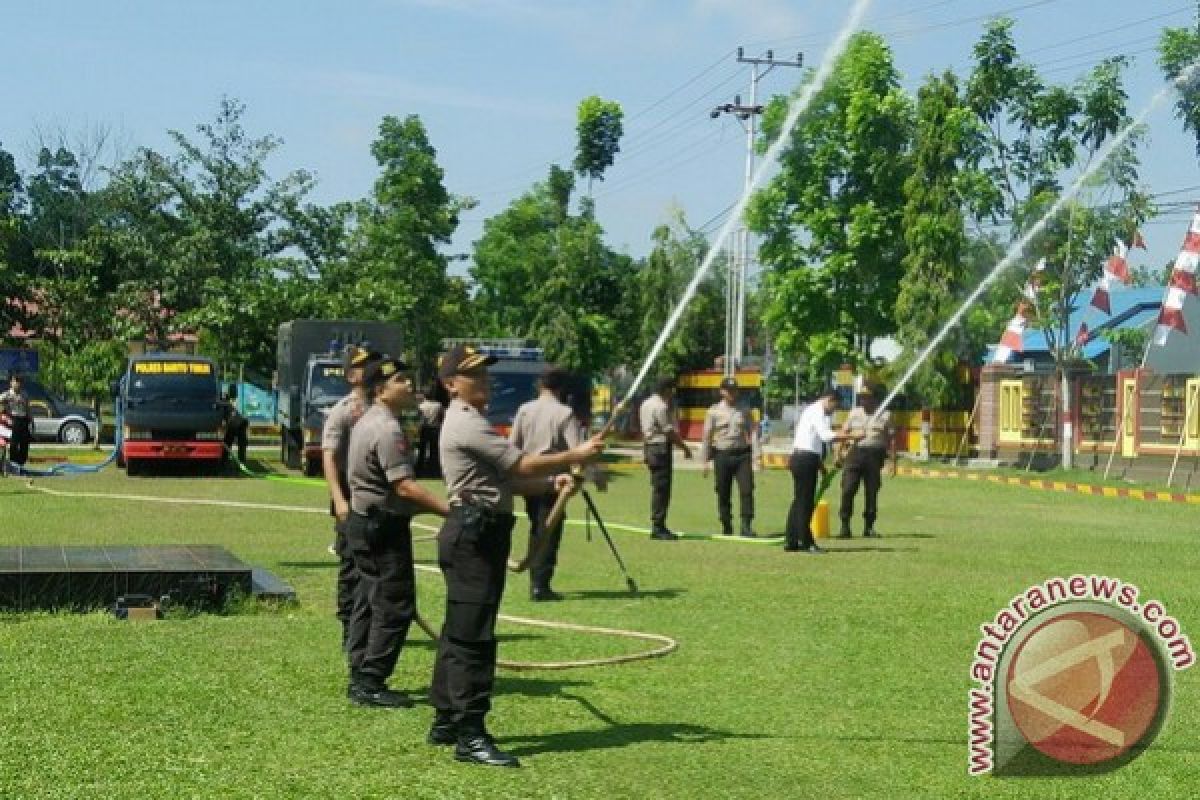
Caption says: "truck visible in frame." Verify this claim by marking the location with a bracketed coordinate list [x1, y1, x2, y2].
[115, 354, 225, 476]
[277, 320, 404, 476]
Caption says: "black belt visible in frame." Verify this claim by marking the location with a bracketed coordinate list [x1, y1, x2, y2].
[715, 446, 752, 456]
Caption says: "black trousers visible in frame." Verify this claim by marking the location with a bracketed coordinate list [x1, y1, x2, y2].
[417, 425, 441, 478]
[840, 447, 886, 529]
[343, 511, 416, 687]
[644, 443, 673, 530]
[786, 451, 822, 550]
[713, 447, 754, 530]
[332, 518, 362, 653]
[223, 415, 249, 462]
[8, 416, 31, 466]
[524, 493, 564, 592]
[430, 506, 515, 723]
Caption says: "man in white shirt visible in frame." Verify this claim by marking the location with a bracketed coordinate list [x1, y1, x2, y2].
[786, 389, 861, 553]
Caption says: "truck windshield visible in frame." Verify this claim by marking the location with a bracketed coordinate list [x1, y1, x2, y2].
[308, 363, 349, 405]
[127, 368, 218, 401]
[487, 371, 539, 425]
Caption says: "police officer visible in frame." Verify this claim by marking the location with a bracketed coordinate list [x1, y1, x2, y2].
[321, 346, 375, 653]
[344, 356, 449, 708]
[221, 385, 250, 463]
[428, 344, 603, 767]
[639, 377, 691, 540]
[699, 377, 761, 538]
[509, 366, 582, 601]
[838, 384, 897, 538]
[0, 374, 32, 467]
[416, 387, 445, 478]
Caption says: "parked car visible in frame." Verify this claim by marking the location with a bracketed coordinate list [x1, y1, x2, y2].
[22, 378, 100, 444]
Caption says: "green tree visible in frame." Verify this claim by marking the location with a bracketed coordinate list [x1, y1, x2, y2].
[346, 114, 472, 377]
[1159, 5, 1200, 155]
[895, 72, 982, 407]
[966, 22, 1148, 366]
[749, 32, 914, 384]
[104, 97, 316, 372]
[631, 213, 726, 376]
[574, 96, 624, 196]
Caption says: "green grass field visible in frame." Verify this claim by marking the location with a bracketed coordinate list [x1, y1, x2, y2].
[1, 459, 1197, 799]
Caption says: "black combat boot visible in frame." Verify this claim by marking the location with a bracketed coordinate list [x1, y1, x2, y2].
[348, 674, 413, 709]
[740, 518, 756, 538]
[836, 519, 852, 539]
[427, 710, 458, 746]
[720, 518, 733, 538]
[455, 717, 520, 767]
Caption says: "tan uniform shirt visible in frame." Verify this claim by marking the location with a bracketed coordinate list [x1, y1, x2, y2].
[639, 394, 675, 445]
[510, 394, 582, 456]
[321, 391, 367, 497]
[347, 403, 417, 516]
[0, 388, 30, 417]
[699, 401, 760, 463]
[440, 400, 526, 513]
[843, 407, 894, 451]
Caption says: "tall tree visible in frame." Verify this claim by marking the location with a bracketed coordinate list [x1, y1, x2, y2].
[631, 213, 726, 376]
[0, 141, 24, 339]
[104, 97, 315, 372]
[574, 96, 624, 197]
[347, 114, 471, 376]
[895, 71, 982, 407]
[749, 32, 914, 385]
[1159, 5, 1200, 155]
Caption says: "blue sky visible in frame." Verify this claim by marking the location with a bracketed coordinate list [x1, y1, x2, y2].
[4, 0, 1198, 276]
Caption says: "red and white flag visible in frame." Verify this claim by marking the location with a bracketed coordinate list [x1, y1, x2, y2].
[1090, 238, 1131, 314]
[1132, 230, 1147, 250]
[1074, 322, 1090, 349]
[990, 261, 1044, 364]
[0, 412, 11, 446]
[1154, 212, 1200, 346]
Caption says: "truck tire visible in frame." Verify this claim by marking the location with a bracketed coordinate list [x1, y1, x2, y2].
[126, 458, 140, 477]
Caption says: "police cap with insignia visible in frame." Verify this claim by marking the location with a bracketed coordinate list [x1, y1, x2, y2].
[363, 356, 409, 390]
[438, 344, 497, 380]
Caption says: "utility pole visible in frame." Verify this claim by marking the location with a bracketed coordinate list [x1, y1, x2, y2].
[711, 47, 803, 377]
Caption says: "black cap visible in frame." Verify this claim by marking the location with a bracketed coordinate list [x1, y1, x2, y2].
[363, 356, 409, 389]
[719, 377, 738, 391]
[438, 344, 497, 380]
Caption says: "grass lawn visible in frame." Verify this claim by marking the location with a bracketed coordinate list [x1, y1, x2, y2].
[1, 458, 1197, 799]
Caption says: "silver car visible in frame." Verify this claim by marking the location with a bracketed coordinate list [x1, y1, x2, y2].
[23, 379, 100, 444]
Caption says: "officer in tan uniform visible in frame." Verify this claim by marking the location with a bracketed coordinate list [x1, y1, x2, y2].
[699, 377, 761, 537]
[639, 377, 692, 540]
[509, 366, 582, 601]
[321, 347, 377, 656]
[344, 356, 448, 709]
[837, 384, 896, 538]
[416, 388, 445, 478]
[427, 345, 603, 767]
[0, 374, 32, 467]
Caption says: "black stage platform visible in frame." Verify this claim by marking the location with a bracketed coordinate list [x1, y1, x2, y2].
[0, 545, 294, 611]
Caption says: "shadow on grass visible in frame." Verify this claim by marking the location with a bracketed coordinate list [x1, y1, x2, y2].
[568, 588, 686, 601]
[501, 721, 768, 756]
[824, 546, 919, 553]
[488, 676, 768, 752]
[278, 561, 338, 569]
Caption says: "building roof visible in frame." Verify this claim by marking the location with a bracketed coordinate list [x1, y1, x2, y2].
[992, 288, 1163, 363]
